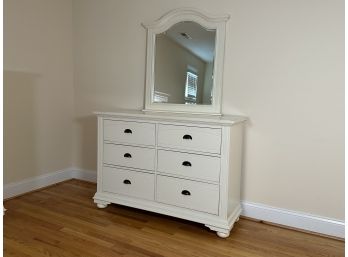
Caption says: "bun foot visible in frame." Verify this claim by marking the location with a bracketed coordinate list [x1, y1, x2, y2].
[217, 231, 230, 238]
[97, 203, 108, 209]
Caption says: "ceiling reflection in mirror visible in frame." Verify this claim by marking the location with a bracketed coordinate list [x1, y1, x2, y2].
[153, 22, 216, 105]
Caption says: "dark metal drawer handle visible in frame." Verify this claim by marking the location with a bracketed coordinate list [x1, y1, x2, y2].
[182, 161, 192, 167]
[123, 179, 131, 185]
[183, 134, 192, 140]
[181, 190, 191, 196]
[124, 129, 132, 134]
[124, 153, 132, 158]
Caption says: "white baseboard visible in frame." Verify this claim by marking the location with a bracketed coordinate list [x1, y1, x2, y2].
[71, 168, 97, 183]
[3, 168, 72, 199]
[241, 201, 345, 238]
[3, 168, 344, 238]
[3, 168, 97, 199]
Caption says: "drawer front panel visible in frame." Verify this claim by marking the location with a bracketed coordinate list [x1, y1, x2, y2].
[158, 124, 221, 154]
[103, 166, 154, 200]
[104, 120, 155, 146]
[156, 175, 219, 215]
[157, 150, 220, 182]
[103, 143, 155, 171]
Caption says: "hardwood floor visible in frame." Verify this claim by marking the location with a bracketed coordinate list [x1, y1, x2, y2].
[4, 179, 344, 257]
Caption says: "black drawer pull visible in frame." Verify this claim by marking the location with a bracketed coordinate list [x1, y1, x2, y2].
[182, 161, 192, 167]
[123, 153, 132, 158]
[181, 190, 191, 196]
[183, 134, 192, 140]
[123, 179, 131, 185]
[124, 129, 132, 134]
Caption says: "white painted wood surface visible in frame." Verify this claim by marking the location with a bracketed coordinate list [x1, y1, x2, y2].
[156, 175, 219, 215]
[104, 119, 156, 146]
[241, 201, 345, 238]
[95, 109, 247, 125]
[157, 124, 222, 154]
[102, 166, 155, 201]
[103, 143, 155, 171]
[157, 150, 220, 182]
[94, 110, 246, 238]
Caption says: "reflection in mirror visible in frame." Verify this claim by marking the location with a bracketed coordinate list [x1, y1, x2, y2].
[153, 22, 216, 105]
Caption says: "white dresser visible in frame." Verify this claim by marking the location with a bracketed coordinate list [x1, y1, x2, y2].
[94, 110, 246, 238]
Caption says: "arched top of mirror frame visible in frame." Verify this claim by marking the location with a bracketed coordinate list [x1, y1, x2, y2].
[142, 8, 230, 115]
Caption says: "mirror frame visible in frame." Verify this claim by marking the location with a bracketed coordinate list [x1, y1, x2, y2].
[142, 8, 230, 115]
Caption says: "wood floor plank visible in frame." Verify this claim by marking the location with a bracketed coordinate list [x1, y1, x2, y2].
[4, 179, 344, 257]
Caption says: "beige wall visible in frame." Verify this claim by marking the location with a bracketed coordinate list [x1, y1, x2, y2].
[72, 0, 344, 220]
[4, 0, 74, 183]
[155, 34, 206, 104]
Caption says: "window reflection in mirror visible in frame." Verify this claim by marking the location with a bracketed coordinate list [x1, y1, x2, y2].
[153, 21, 216, 105]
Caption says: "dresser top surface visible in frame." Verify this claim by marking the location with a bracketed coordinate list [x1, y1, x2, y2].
[95, 109, 247, 126]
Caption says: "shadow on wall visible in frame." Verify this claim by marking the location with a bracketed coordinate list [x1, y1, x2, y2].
[4, 70, 40, 184]
[74, 115, 98, 171]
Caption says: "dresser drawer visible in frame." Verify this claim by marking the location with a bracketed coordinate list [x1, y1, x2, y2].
[157, 124, 221, 154]
[102, 166, 154, 200]
[103, 143, 155, 171]
[157, 150, 220, 182]
[156, 175, 219, 215]
[104, 119, 155, 146]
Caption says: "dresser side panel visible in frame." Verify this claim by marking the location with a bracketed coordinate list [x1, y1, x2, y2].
[97, 116, 104, 192]
[227, 122, 244, 217]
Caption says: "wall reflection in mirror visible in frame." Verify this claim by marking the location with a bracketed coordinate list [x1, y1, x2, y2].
[153, 21, 216, 105]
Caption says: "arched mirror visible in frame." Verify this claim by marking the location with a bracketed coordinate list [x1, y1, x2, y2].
[142, 8, 230, 115]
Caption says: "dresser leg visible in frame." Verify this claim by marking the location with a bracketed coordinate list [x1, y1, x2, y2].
[205, 224, 231, 238]
[216, 231, 230, 238]
[97, 203, 108, 209]
[94, 199, 110, 209]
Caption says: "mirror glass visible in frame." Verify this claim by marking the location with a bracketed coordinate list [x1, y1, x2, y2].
[153, 21, 216, 105]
